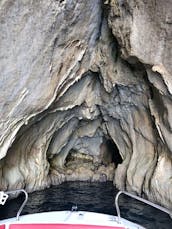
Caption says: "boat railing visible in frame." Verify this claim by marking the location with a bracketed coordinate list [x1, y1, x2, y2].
[0, 189, 28, 221]
[115, 190, 172, 223]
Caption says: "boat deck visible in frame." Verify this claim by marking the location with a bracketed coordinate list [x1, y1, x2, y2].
[0, 211, 145, 229]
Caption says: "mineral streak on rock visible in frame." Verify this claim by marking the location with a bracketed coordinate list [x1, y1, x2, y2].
[0, 0, 172, 209]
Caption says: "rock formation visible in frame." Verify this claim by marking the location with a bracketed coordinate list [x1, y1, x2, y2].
[0, 0, 172, 209]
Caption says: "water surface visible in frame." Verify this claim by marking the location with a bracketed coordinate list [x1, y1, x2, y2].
[0, 181, 171, 229]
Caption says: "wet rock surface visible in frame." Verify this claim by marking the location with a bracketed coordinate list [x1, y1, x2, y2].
[0, 0, 172, 209]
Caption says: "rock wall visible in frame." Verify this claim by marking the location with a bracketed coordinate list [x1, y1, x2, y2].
[0, 0, 172, 209]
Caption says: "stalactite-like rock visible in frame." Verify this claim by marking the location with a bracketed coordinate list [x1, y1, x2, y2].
[0, 0, 172, 209]
[107, 0, 172, 208]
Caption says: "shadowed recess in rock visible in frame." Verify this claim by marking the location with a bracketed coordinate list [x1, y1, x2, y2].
[104, 139, 123, 165]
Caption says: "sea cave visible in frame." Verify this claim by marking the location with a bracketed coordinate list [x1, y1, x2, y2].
[0, 0, 172, 211]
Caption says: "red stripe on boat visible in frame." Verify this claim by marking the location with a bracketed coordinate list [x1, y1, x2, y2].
[9, 224, 125, 229]
[0, 225, 5, 229]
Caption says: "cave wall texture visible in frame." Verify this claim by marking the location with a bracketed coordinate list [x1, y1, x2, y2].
[0, 0, 172, 209]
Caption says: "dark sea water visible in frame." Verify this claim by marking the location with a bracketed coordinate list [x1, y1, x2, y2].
[0, 181, 172, 229]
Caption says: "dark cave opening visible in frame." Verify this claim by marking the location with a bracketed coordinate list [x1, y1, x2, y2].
[64, 138, 123, 168]
[104, 139, 123, 165]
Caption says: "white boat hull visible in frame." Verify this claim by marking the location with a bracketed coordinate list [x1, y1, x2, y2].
[0, 211, 145, 229]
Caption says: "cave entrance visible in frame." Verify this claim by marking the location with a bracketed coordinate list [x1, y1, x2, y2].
[100, 139, 123, 166]
[56, 138, 123, 182]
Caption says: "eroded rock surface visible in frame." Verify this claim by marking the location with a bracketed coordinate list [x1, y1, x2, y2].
[0, 0, 172, 209]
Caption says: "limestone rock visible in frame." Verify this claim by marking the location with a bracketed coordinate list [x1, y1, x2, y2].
[107, 0, 172, 209]
[0, 0, 172, 210]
